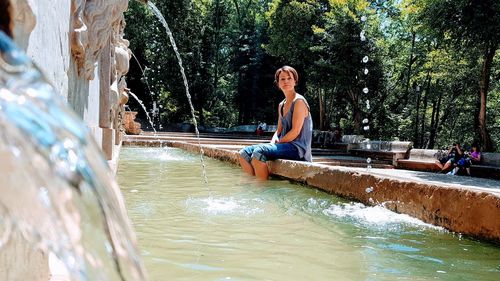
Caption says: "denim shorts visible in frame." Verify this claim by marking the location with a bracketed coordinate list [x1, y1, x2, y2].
[239, 143, 302, 163]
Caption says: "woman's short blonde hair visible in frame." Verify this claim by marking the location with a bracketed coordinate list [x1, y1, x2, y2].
[274, 65, 299, 85]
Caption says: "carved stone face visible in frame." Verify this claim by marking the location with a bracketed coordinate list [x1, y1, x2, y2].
[114, 45, 130, 76]
[70, 0, 88, 74]
[8, 0, 36, 50]
[73, 0, 128, 80]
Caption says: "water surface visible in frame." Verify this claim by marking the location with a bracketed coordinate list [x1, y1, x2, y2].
[117, 146, 500, 281]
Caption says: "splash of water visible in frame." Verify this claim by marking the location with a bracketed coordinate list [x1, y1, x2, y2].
[360, 13, 372, 170]
[147, 1, 208, 184]
[0, 31, 147, 280]
[130, 51, 164, 131]
[322, 202, 441, 230]
[125, 49, 157, 133]
[130, 51, 154, 99]
[130, 52, 152, 95]
[128, 90, 157, 134]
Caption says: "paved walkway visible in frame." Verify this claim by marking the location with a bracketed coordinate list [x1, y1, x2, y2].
[365, 168, 500, 194]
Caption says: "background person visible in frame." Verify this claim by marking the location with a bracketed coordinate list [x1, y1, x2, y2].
[453, 143, 481, 176]
[435, 142, 463, 173]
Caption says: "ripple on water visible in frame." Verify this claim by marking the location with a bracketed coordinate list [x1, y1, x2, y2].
[185, 197, 265, 216]
[181, 263, 224, 272]
[322, 202, 442, 230]
[127, 146, 196, 162]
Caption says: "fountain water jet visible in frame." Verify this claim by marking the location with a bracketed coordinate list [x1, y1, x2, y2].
[128, 89, 157, 134]
[146, 1, 209, 184]
[0, 0, 150, 279]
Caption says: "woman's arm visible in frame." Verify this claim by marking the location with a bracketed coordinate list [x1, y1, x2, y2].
[271, 104, 283, 144]
[277, 100, 308, 143]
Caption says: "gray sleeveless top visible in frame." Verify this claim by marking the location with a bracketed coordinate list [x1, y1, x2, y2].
[279, 94, 313, 162]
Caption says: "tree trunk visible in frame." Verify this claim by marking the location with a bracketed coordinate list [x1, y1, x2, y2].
[413, 83, 421, 148]
[319, 88, 325, 130]
[347, 88, 360, 134]
[477, 44, 495, 152]
[420, 73, 431, 147]
[428, 80, 442, 149]
[212, 0, 221, 122]
[326, 86, 337, 128]
[403, 31, 416, 106]
[429, 99, 437, 149]
[354, 107, 361, 135]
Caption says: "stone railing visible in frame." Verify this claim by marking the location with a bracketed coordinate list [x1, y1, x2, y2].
[312, 130, 364, 148]
[349, 141, 413, 166]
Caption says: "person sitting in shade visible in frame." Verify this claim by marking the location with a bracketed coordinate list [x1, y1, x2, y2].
[452, 143, 481, 176]
[435, 142, 463, 173]
[255, 121, 267, 136]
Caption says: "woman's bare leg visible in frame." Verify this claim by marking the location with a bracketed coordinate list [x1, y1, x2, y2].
[435, 160, 443, 170]
[238, 155, 255, 176]
[251, 158, 269, 180]
[442, 161, 452, 172]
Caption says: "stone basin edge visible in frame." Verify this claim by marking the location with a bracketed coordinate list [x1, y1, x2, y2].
[123, 137, 500, 245]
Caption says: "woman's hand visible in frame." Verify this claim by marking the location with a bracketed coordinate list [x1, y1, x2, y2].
[270, 132, 280, 144]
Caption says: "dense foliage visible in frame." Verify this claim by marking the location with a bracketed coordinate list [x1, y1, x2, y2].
[124, 0, 499, 151]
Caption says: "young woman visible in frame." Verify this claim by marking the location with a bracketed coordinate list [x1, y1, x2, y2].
[238, 66, 313, 180]
[453, 143, 481, 176]
[435, 142, 463, 173]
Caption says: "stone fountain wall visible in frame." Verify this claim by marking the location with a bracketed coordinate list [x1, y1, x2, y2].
[0, 0, 133, 279]
[8, 0, 132, 164]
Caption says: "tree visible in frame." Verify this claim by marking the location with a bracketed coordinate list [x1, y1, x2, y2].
[123, 0, 499, 152]
[309, 0, 384, 134]
[420, 0, 500, 151]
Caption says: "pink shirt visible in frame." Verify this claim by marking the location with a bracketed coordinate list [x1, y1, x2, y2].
[471, 151, 481, 161]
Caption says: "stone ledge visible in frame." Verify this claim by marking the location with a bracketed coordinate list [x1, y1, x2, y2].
[123, 136, 500, 244]
[397, 154, 500, 179]
[397, 159, 440, 172]
[350, 149, 408, 166]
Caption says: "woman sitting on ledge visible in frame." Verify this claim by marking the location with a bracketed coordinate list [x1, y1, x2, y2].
[238, 66, 313, 180]
[435, 142, 463, 173]
[452, 143, 481, 176]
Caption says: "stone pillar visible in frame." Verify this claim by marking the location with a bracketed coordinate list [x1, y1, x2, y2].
[99, 40, 114, 160]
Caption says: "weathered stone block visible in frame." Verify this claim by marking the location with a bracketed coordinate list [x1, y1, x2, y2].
[101, 128, 115, 160]
[123, 111, 142, 135]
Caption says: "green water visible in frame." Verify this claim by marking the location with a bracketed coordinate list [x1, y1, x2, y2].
[117, 146, 500, 281]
